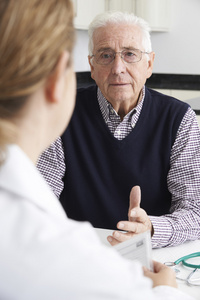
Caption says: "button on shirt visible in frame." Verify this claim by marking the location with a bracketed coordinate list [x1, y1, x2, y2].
[98, 87, 143, 140]
[37, 86, 200, 249]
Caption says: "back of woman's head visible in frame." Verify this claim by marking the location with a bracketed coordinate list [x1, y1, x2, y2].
[0, 0, 75, 159]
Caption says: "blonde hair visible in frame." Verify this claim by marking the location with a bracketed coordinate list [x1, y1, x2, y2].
[0, 0, 75, 163]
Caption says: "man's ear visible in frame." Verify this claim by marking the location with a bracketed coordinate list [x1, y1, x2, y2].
[146, 51, 155, 79]
[88, 55, 95, 80]
[45, 51, 70, 103]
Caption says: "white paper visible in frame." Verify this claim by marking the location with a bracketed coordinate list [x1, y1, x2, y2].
[114, 231, 153, 270]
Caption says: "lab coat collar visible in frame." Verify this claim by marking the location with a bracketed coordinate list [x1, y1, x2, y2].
[0, 144, 67, 222]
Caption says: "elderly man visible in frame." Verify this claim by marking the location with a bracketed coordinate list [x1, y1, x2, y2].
[37, 11, 200, 249]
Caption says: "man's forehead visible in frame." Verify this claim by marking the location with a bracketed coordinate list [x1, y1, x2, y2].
[93, 24, 142, 50]
[94, 22, 140, 35]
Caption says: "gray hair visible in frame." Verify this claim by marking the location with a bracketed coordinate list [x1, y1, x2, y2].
[88, 11, 152, 56]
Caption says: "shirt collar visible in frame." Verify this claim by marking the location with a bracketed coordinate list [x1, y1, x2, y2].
[97, 86, 145, 125]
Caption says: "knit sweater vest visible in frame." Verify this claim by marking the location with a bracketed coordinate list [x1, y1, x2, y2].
[60, 85, 189, 229]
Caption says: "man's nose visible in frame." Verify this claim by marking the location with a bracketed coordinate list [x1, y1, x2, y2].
[111, 53, 126, 75]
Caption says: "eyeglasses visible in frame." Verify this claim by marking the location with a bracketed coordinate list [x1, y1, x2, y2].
[91, 48, 150, 65]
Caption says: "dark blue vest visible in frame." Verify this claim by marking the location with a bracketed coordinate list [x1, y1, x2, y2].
[60, 85, 189, 229]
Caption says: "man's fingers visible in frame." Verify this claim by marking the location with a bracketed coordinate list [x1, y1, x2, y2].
[129, 207, 150, 224]
[129, 186, 141, 221]
[107, 231, 135, 245]
[107, 217, 152, 245]
[108, 186, 152, 247]
[107, 235, 121, 246]
[117, 220, 147, 234]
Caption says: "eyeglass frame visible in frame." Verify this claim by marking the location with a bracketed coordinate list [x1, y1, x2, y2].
[90, 48, 150, 65]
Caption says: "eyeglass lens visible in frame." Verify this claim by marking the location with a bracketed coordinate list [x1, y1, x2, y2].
[94, 49, 143, 65]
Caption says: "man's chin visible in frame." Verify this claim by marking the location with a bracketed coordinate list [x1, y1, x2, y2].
[108, 89, 132, 102]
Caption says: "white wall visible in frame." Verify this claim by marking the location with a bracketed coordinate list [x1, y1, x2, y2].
[151, 0, 200, 74]
[74, 30, 90, 71]
[73, 0, 200, 74]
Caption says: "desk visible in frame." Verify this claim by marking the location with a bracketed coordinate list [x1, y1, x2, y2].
[95, 228, 200, 300]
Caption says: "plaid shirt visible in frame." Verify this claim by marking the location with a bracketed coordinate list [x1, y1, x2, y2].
[37, 87, 200, 248]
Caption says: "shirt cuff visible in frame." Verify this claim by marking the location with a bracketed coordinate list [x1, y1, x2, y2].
[149, 216, 173, 248]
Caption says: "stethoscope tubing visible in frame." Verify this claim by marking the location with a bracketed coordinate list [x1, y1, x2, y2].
[174, 252, 200, 269]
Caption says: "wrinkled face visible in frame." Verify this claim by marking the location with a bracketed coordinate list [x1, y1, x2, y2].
[88, 23, 155, 109]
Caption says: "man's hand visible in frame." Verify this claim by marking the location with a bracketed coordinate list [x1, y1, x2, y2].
[107, 186, 153, 246]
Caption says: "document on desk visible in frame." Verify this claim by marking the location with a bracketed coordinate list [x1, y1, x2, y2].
[114, 231, 153, 270]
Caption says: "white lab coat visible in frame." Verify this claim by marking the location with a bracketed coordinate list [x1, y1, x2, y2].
[0, 145, 194, 300]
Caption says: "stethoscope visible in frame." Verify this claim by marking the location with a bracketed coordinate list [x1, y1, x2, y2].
[165, 252, 200, 286]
